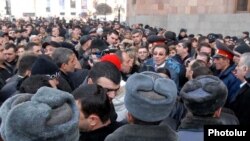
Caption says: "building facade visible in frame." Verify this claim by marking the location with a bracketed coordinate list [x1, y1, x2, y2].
[127, 0, 250, 36]
[0, 0, 126, 21]
[7, 0, 87, 19]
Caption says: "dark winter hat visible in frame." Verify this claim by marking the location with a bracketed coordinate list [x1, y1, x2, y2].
[180, 28, 187, 33]
[180, 75, 228, 116]
[213, 40, 234, 60]
[42, 41, 61, 48]
[164, 31, 176, 42]
[234, 43, 250, 54]
[0, 87, 79, 141]
[20, 29, 27, 33]
[207, 33, 218, 43]
[147, 35, 166, 44]
[88, 28, 97, 34]
[243, 31, 249, 36]
[31, 56, 59, 77]
[59, 42, 79, 58]
[80, 35, 91, 45]
[90, 38, 108, 52]
[125, 71, 177, 122]
[231, 36, 238, 43]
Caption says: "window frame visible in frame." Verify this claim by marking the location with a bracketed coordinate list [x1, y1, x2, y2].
[235, 0, 250, 13]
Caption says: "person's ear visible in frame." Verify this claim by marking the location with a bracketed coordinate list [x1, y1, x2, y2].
[25, 70, 31, 77]
[214, 107, 222, 118]
[243, 65, 248, 73]
[61, 63, 67, 70]
[225, 58, 230, 64]
[87, 77, 93, 84]
[88, 114, 99, 128]
[126, 112, 134, 124]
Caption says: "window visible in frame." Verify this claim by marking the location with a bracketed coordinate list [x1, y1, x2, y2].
[46, 0, 51, 12]
[70, 0, 76, 8]
[236, 0, 249, 12]
[71, 12, 76, 15]
[46, 7, 50, 12]
[23, 13, 35, 17]
[59, 0, 65, 10]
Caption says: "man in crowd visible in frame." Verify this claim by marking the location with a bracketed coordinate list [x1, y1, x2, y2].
[105, 71, 178, 141]
[73, 84, 121, 141]
[213, 40, 241, 107]
[230, 52, 250, 124]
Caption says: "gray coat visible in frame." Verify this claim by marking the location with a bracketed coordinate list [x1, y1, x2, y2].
[177, 112, 239, 141]
[105, 124, 177, 141]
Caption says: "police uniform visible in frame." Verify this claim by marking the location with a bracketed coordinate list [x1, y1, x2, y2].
[213, 40, 234, 60]
[213, 40, 241, 107]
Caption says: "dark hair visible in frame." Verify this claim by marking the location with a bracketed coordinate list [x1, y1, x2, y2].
[17, 53, 38, 76]
[189, 34, 195, 38]
[197, 42, 215, 56]
[196, 52, 210, 63]
[108, 30, 119, 36]
[191, 37, 198, 43]
[178, 39, 192, 54]
[197, 42, 211, 52]
[59, 42, 79, 58]
[224, 36, 231, 40]
[156, 68, 171, 79]
[19, 75, 51, 94]
[138, 46, 149, 52]
[198, 36, 208, 44]
[4, 43, 17, 52]
[191, 60, 207, 70]
[131, 29, 143, 35]
[90, 38, 108, 52]
[25, 42, 40, 51]
[152, 45, 169, 55]
[72, 25, 81, 30]
[88, 62, 121, 85]
[17, 44, 25, 51]
[192, 66, 212, 79]
[73, 84, 111, 123]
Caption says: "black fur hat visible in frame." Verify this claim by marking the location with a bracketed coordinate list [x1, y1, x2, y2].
[31, 56, 59, 76]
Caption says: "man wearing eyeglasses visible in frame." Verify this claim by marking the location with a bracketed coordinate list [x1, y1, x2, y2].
[80, 61, 122, 123]
[87, 62, 121, 101]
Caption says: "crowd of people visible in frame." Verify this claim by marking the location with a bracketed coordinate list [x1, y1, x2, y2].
[0, 16, 250, 141]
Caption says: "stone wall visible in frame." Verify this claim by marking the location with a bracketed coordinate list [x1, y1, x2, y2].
[126, 0, 250, 36]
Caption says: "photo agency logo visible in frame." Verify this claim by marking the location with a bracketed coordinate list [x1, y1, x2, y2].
[204, 125, 249, 141]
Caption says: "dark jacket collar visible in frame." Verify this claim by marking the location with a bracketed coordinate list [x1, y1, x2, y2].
[179, 114, 223, 131]
[218, 64, 236, 78]
[106, 124, 177, 141]
[79, 121, 121, 141]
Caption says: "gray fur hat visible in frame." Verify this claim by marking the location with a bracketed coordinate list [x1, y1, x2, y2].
[125, 71, 177, 122]
[0, 87, 79, 141]
[180, 75, 228, 116]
